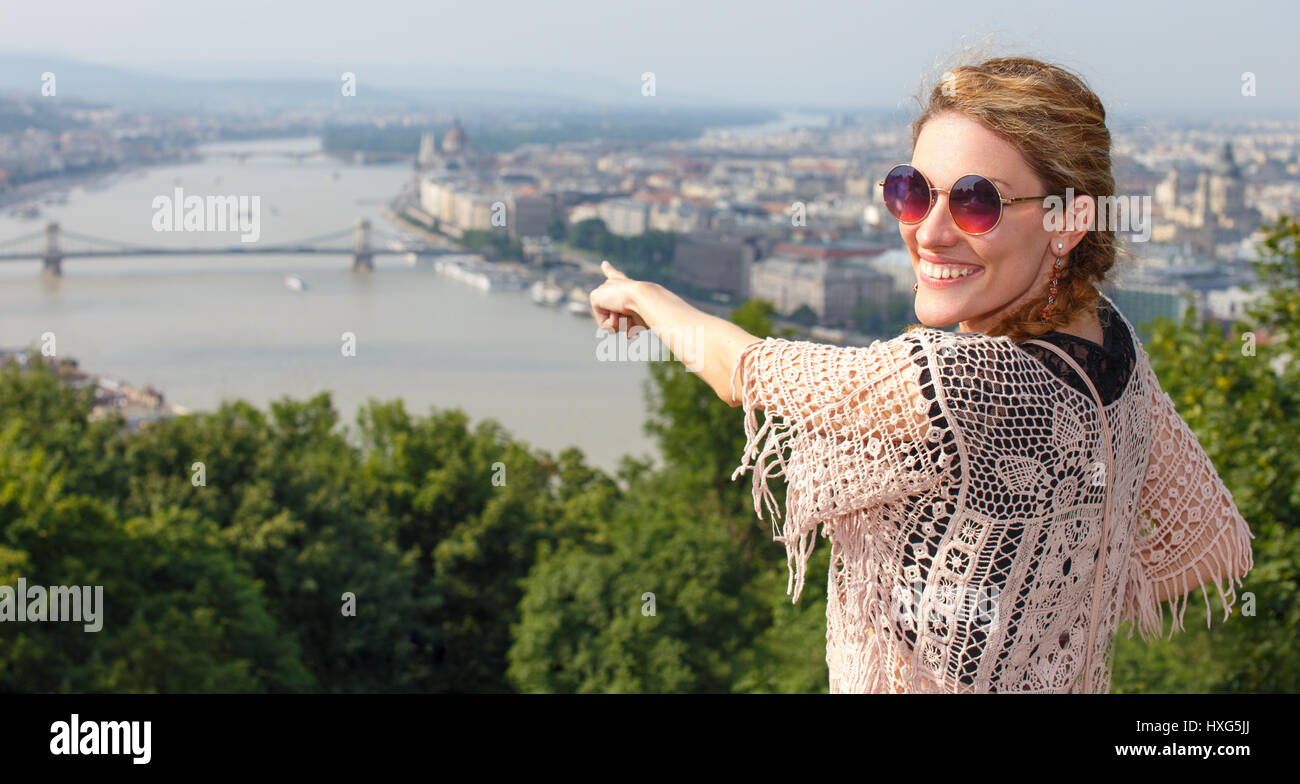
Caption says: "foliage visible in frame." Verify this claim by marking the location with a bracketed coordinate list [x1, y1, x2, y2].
[460, 228, 524, 261]
[565, 218, 675, 283]
[320, 109, 779, 156]
[847, 293, 917, 336]
[1109, 214, 1300, 693]
[788, 304, 817, 327]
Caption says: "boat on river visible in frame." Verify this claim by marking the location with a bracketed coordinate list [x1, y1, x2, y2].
[530, 279, 565, 306]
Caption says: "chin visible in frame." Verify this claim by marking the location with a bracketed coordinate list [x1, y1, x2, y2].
[914, 300, 967, 330]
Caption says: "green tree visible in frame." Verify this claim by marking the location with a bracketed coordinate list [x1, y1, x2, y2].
[1109, 214, 1300, 693]
[508, 297, 832, 692]
[353, 401, 584, 691]
[0, 359, 312, 692]
[848, 293, 917, 336]
[107, 392, 428, 692]
[506, 466, 769, 692]
[788, 304, 818, 327]
[546, 217, 567, 242]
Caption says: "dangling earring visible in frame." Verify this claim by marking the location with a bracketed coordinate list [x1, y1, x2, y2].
[913, 282, 919, 292]
[1041, 242, 1064, 320]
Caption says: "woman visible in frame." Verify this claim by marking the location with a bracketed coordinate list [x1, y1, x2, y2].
[588, 56, 1255, 693]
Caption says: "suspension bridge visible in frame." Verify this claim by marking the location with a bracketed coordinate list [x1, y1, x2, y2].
[0, 220, 458, 275]
[202, 150, 328, 163]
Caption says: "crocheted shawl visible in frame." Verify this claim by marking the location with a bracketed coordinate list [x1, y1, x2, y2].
[729, 294, 1255, 693]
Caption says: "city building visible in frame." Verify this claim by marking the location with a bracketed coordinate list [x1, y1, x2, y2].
[672, 232, 771, 300]
[597, 198, 652, 237]
[749, 254, 894, 325]
[870, 247, 918, 294]
[506, 192, 557, 240]
[415, 119, 476, 174]
[1151, 141, 1263, 252]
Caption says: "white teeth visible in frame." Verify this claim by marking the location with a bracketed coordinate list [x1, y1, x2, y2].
[921, 261, 979, 280]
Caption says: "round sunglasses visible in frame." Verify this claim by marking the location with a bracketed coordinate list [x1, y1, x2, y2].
[878, 163, 1056, 236]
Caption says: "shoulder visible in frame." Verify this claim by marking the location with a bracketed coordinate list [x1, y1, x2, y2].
[849, 327, 1052, 401]
[910, 327, 1042, 375]
[831, 328, 1029, 441]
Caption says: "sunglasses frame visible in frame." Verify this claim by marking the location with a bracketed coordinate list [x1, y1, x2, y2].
[877, 163, 1057, 236]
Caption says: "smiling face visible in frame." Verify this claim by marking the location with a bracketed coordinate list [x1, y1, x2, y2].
[903, 111, 1087, 334]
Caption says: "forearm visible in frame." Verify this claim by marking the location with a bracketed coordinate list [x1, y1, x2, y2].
[630, 280, 761, 406]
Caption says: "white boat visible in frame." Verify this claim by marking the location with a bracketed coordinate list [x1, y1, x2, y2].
[567, 286, 590, 316]
[435, 255, 529, 292]
[284, 275, 307, 292]
[530, 280, 565, 306]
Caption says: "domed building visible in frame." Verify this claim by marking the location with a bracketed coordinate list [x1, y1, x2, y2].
[415, 118, 475, 173]
[1206, 140, 1261, 238]
[1210, 141, 1244, 216]
[442, 120, 466, 155]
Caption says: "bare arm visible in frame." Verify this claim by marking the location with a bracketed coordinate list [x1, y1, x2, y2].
[589, 262, 759, 406]
[625, 279, 762, 407]
[590, 262, 927, 442]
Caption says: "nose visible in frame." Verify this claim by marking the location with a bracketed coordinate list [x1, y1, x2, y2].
[913, 189, 960, 247]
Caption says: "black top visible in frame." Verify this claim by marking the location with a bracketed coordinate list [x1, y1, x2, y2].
[1015, 298, 1136, 406]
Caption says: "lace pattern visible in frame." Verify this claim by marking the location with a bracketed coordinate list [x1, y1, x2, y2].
[729, 294, 1255, 693]
[1017, 299, 1135, 407]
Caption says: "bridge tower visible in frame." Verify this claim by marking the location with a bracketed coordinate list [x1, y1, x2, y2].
[42, 221, 62, 277]
[352, 218, 374, 272]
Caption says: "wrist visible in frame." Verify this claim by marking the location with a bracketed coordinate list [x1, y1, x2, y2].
[631, 279, 663, 318]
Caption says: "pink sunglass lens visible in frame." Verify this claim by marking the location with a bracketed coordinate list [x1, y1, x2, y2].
[949, 174, 1002, 234]
[883, 165, 931, 223]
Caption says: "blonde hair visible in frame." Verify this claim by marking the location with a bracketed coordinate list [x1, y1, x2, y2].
[903, 46, 1131, 342]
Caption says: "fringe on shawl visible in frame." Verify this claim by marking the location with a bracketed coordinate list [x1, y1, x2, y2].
[1121, 350, 1258, 643]
[727, 335, 945, 605]
[1122, 510, 1257, 643]
[729, 338, 822, 604]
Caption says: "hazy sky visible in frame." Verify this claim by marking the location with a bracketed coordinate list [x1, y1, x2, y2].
[1, 0, 1297, 115]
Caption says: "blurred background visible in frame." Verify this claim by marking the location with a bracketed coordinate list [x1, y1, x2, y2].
[0, 0, 1296, 692]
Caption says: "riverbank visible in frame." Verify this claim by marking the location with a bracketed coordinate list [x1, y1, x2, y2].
[0, 153, 203, 214]
[0, 346, 188, 430]
[382, 203, 902, 346]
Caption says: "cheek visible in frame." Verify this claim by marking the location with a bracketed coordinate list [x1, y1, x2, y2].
[971, 239, 1030, 287]
[902, 226, 924, 257]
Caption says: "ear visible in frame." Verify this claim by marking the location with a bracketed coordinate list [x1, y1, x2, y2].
[1061, 194, 1095, 251]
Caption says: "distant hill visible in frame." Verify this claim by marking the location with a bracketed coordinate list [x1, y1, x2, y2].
[0, 53, 752, 114]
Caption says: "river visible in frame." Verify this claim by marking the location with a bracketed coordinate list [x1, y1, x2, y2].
[0, 137, 663, 475]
